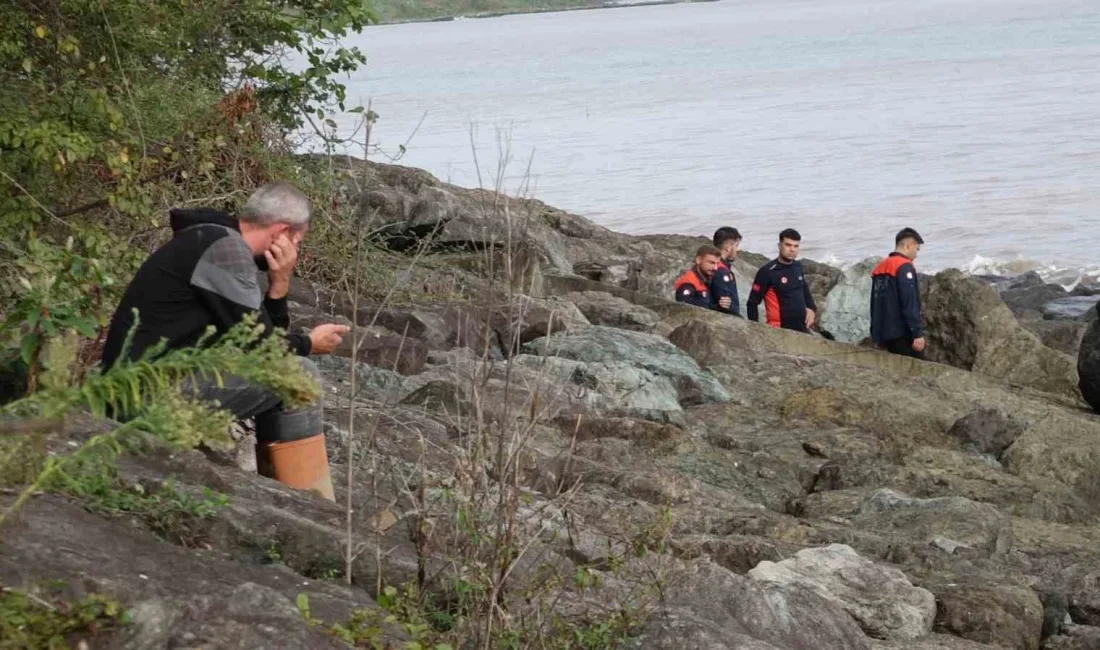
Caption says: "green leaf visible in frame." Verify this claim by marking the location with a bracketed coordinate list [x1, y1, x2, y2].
[20, 332, 40, 365]
[73, 318, 99, 338]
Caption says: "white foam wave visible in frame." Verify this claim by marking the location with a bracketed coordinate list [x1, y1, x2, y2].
[819, 252, 854, 270]
[815, 252, 1100, 290]
[961, 255, 1100, 290]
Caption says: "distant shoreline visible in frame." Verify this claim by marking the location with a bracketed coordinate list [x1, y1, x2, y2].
[378, 0, 721, 26]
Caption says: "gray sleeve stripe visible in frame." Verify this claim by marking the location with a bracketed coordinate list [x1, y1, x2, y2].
[197, 232, 259, 276]
[191, 259, 262, 309]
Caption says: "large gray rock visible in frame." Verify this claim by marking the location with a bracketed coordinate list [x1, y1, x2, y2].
[489, 295, 590, 354]
[922, 270, 1079, 398]
[524, 326, 730, 406]
[818, 258, 878, 344]
[667, 316, 760, 367]
[329, 159, 726, 300]
[406, 351, 690, 424]
[748, 544, 936, 640]
[945, 408, 1024, 459]
[1076, 306, 1100, 412]
[854, 489, 1013, 554]
[1020, 318, 1087, 356]
[0, 495, 391, 650]
[289, 306, 429, 375]
[1000, 409, 1100, 520]
[628, 560, 874, 650]
[1002, 283, 1069, 317]
[930, 582, 1043, 650]
[560, 291, 661, 332]
[1043, 296, 1100, 320]
[313, 355, 412, 403]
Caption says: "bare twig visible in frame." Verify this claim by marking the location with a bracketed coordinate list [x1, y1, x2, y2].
[0, 169, 71, 230]
[344, 99, 375, 586]
[98, 0, 147, 166]
[1, 586, 59, 612]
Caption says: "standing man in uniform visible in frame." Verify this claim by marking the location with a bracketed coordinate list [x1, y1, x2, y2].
[746, 229, 817, 332]
[711, 227, 742, 317]
[870, 227, 926, 358]
[674, 245, 722, 309]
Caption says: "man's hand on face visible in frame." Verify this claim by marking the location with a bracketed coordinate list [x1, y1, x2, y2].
[805, 308, 816, 329]
[265, 234, 298, 299]
[309, 323, 350, 355]
[718, 296, 732, 309]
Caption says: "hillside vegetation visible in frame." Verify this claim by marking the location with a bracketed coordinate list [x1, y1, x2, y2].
[369, 0, 698, 23]
[0, 0, 378, 393]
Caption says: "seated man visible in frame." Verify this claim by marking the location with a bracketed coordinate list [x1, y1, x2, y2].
[101, 182, 349, 501]
[674, 245, 722, 309]
[710, 226, 742, 317]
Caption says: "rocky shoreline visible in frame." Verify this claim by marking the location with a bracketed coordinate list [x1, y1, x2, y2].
[5, 158, 1100, 649]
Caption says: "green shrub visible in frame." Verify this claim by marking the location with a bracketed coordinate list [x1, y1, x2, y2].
[0, 585, 130, 650]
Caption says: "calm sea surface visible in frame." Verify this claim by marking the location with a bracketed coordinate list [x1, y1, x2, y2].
[324, 0, 1100, 278]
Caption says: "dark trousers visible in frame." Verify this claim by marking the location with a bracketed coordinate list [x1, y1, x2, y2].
[882, 338, 924, 359]
[181, 356, 322, 443]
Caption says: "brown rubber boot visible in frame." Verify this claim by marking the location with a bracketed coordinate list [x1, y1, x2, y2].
[255, 433, 335, 501]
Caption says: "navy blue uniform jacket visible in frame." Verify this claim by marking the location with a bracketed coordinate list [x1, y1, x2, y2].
[674, 267, 712, 309]
[746, 259, 816, 331]
[870, 252, 923, 343]
[710, 260, 741, 317]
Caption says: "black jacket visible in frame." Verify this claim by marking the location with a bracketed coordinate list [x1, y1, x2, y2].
[746, 258, 816, 331]
[101, 208, 311, 368]
[710, 260, 741, 317]
[870, 252, 922, 343]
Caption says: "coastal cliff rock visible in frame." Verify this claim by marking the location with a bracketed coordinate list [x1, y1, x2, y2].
[1075, 304, 1100, 412]
[921, 270, 1079, 398]
[8, 159, 1100, 649]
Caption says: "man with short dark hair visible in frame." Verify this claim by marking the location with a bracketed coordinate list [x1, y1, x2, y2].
[102, 182, 350, 501]
[746, 228, 817, 332]
[711, 227, 742, 317]
[674, 245, 722, 309]
[870, 227, 926, 358]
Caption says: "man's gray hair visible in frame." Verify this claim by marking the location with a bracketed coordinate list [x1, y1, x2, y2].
[239, 182, 311, 228]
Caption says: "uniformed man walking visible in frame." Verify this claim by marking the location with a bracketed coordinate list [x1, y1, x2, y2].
[870, 227, 926, 358]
